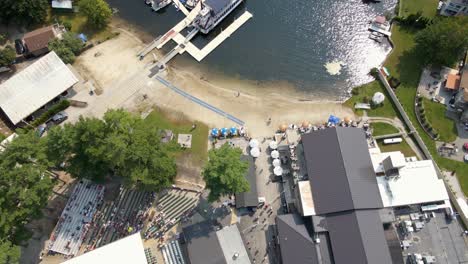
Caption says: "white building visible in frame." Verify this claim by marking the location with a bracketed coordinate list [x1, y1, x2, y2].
[440, 0, 468, 16]
[0, 51, 78, 125]
[369, 148, 450, 209]
[62, 233, 148, 264]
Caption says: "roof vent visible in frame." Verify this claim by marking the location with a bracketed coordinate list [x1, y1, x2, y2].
[233, 252, 239, 260]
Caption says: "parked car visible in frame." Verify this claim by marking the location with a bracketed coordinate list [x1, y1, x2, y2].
[37, 124, 47, 137]
[14, 39, 25, 54]
[51, 111, 68, 124]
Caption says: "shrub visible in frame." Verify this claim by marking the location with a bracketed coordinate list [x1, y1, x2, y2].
[30, 100, 70, 127]
[63, 21, 72, 31]
[351, 88, 360, 96]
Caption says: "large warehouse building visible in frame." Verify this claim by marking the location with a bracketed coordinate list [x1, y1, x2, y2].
[0, 51, 78, 125]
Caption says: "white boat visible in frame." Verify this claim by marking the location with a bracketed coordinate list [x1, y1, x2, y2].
[152, 0, 171, 11]
[185, 0, 198, 9]
[193, 0, 244, 34]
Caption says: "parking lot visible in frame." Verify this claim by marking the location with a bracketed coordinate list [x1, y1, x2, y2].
[397, 210, 468, 264]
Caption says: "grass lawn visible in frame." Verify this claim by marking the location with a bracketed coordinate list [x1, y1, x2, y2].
[47, 9, 115, 42]
[0, 133, 6, 142]
[145, 108, 209, 166]
[422, 99, 457, 142]
[379, 0, 468, 195]
[377, 139, 417, 158]
[399, 0, 439, 17]
[371, 122, 399, 136]
[344, 81, 399, 118]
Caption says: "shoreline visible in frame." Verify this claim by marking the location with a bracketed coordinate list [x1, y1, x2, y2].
[110, 16, 356, 104]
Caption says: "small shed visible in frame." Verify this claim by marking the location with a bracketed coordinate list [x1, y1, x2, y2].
[23, 25, 59, 56]
[52, 0, 73, 9]
[177, 134, 192, 148]
[235, 155, 258, 208]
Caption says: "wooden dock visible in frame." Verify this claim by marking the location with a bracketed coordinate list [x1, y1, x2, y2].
[173, 11, 253, 61]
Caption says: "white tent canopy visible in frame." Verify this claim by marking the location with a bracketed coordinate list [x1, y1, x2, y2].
[271, 150, 279, 159]
[272, 158, 281, 167]
[274, 166, 283, 176]
[250, 147, 260, 157]
[249, 139, 259, 148]
[372, 92, 385, 104]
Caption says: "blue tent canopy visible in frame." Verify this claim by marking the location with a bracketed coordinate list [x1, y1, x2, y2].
[230, 127, 238, 135]
[211, 128, 219, 137]
[221, 127, 228, 136]
[78, 33, 88, 43]
[328, 115, 340, 125]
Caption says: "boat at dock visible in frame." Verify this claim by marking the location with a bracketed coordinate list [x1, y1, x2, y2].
[184, 0, 199, 9]
[193, 0, 244, 34]
[145, 0, 152, 5]
[368, 15, 391, 36]
[151, 0, 171, 11]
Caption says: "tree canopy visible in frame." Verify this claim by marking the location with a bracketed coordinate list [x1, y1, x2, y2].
[0, 0, 48, 26]
[202, 143, 249, 202]
[414, 16, 468, 67]
[79, 0, 112, 29]
[46, 109, 177, 190]
[48, 33, 84, 64]
[0, 132, 54, 258]
[0, 46, 16, 67]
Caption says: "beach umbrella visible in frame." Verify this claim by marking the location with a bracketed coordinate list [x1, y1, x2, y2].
[274, 166, 283, 176]
[372, 92, 385, 105]
[272, 158, 281, 167]
[328, 115, 340, 125]
[302, 121, 310, 128]
[271, 150, 279, 159]
[211, 128, 219, 137]
[269, 141, 278, 150]
[250, 147, 260, 158]
[279, 124, 288, 132]
[249, 139, 259, 148]
[230, 127, 238, 136]
[344, 116, 351, 123]
[221, 127, 228, 137]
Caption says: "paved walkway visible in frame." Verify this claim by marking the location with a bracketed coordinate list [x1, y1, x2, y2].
[155, 76, 245, 125]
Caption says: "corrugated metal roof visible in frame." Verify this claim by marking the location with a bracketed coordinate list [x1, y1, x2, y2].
[235, 155, 258, 208]
[0, 51, 78, 124]
[216, 225, 250, 264]
[301, 127, 383, 214]
[326, 210, 393, 264]
[276, 214, 319, 264]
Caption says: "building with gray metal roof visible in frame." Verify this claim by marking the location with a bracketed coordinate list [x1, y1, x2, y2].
[235, 155, 258, 208]
[276, 127, 394, 264]
[182, 222, 251, 264]
[301, 127, 383, 215]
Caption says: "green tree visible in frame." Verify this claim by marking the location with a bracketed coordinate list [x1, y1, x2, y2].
[79, 0, 112, 29]
[202, 143, 249, 202]
[47, 109, 177, 189]
[0, 132, 54, 248]
[414, 16, 468, 66]
[0, 46, 16, 67]
[0, 0, 48, 25]
[0, 240, 20, 264]
[48, 39, 76, 64]
[61, 32, 84, 55]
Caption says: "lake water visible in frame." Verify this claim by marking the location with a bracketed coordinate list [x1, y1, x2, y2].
[107, 0, 397, 99]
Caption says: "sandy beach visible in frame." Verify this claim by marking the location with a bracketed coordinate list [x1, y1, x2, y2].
[71, 21, 355, 137]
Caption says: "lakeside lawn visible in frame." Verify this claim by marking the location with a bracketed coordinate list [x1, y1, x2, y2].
[377, 139, 417, 158]
[47, 9, 116, 42]
[380, 0, 468, 194]
[371, 122, 399, 136]
[344, 81, 399, 119]
[399, 0, 439, 17]
[422, 99, 458, 142]
[145, 108, 209, 166]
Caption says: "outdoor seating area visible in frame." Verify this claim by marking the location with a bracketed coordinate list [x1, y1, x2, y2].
[144, 189, 199, 241]
[80, 187, 155, 253]
[210, 126, 247, 139]
[48, 180, 105, 256]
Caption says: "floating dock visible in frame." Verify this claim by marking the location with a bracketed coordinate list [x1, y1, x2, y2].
[139, 0, 252, 66]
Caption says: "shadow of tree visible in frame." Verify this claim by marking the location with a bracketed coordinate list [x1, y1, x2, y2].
[395, 47, 426, 87]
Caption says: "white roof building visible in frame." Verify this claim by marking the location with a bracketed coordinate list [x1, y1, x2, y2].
[0, 51, 78, 124]
[62, 233, 147, 264]
[369, 149, 449, 208]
